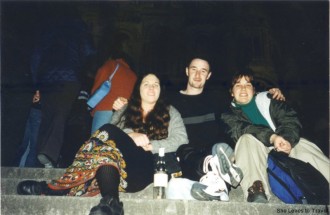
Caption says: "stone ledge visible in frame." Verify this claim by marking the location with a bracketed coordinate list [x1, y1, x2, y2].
[1, 167, 65, 180]
[0, 167, 283, 203]
[2, 167, 329, 215]
[2, 195, 329, 215]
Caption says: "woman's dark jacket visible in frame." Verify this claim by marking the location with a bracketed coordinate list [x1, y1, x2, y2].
[221, 92, 302, 148]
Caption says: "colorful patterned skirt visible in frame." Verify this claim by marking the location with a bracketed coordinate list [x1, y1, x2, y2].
[48, 124, 154, 197]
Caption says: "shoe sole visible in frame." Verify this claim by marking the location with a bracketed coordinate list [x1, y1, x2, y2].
[191, 183, 226, 201]
[215, 147, 243, 187]
[248, 194, 269, 203]
[253, 197, 269, 203]
[37, 154, 54, 168]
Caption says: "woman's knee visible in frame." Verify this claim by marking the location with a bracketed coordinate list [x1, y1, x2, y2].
[98, 123, 118, 131]
[239, 134, 256, 141]
[92, 124, 130, 145]
[97, 124, 125, 137]
[235, 134, 265, 154]
[236, 134, 260, 147]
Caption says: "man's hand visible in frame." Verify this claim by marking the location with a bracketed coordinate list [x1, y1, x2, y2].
[32, 90, 40, 103]
[268, 88, 285, 101]
[271, 134, 292, 154]
[113, 97, 128, 111]
[128, 132, 150, 147]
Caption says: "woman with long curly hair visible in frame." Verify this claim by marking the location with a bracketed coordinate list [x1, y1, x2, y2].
[17, 73, 188, 215]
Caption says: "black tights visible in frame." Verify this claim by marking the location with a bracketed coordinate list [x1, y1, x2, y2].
[46, 165, 120, 197]
[96, 165, 120, 198]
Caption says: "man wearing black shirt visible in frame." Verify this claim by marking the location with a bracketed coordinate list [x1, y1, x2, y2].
[168, 57, 284, 201]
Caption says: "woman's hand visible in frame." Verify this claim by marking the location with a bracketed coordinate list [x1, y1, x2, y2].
[268, 88, 285, 101]
[271, 134, 292, 154]
[128, 132, 150, 147]
[112, 97, 128, 111]
[142, 144, 153, 151]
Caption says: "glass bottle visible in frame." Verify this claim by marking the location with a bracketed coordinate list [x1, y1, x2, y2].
[153, 148, 168, 199]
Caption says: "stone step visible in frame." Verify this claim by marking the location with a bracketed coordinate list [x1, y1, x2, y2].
[1, 167, 329, 215]
[2, 167, 66, 180]
[0, 167, 253, 202]
[3, 195, 329, 215]
[3, 194, 329, 215]
[1, 178, 248, 202]
[1, 179, 153, 199]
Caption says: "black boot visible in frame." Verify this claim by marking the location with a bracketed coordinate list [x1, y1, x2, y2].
[89, 196, 124, 215]
[17, 180, 48, 195]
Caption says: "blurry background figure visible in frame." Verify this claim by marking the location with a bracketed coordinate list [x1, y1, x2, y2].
[58, 77, 95, 168]
[90, 51, 137, 134]
[32, 6, 96, 168]
[13, 91, 42, 167]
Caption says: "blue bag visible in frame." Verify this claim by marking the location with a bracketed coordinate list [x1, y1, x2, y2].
[267, 149, 329, 205]
[87, 63, 120, 109]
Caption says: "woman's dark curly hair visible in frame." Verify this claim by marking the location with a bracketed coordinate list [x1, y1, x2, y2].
[124, 73, 170, 140]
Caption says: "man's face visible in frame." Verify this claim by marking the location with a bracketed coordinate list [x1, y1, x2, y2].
[186, 58, 211, 89]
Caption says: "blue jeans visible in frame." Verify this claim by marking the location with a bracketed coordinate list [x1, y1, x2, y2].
[91, 110, 113, 134]
[16, 107, 42, 167]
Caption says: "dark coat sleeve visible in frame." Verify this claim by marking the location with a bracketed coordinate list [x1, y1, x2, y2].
[221, 109, 274, 146]
[269, 99, 302, 147]
[221, 99, 302, 148]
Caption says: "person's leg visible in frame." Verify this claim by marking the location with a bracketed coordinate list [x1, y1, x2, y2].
[46, 123, 153, 197]
[235, 134, 271, 200]
[37, 82, 80, 167]
[177, 144, 231, 201]
[19, 146, 30, 167]
[96, 165, 120, 198]
[176, 144, 209, 181]
[91, 110, 113, 134]
[211, 143, 243, 187]
[166, 178, 197, 200]
[89, 165, 123, 215]
[14, 109, 33, 167]
[90, 123, 154, 193]
[58, 99, 92, 168]
[25, 108, 42, 167]
[36, 91, 54, 167]
[289, 138, 330, 182]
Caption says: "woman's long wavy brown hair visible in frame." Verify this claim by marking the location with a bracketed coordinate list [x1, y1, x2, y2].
[124, 73, 170, 140]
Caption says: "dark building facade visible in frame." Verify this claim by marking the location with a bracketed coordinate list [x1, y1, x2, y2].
[1, 1, 329, 166]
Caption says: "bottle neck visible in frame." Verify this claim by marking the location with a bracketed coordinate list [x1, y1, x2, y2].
[156, 155, 166, 172]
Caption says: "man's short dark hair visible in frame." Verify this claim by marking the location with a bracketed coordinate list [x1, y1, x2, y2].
[186, 51, 213, 72]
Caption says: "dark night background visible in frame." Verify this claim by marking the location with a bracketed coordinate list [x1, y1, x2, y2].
[1, 1, 329, 166]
